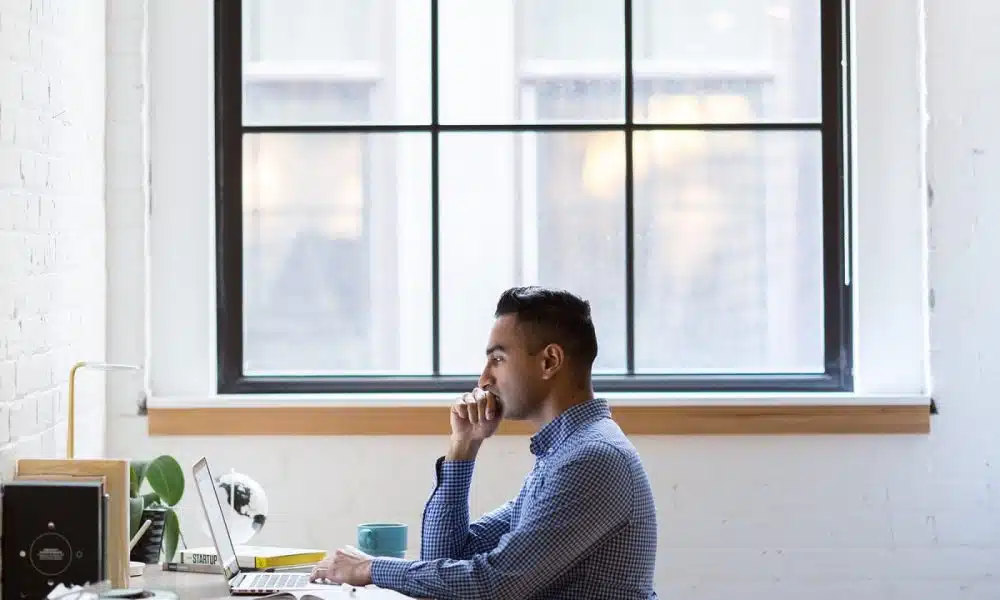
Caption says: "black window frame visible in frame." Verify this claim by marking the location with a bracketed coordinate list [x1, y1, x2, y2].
[214, 0, 853, 395]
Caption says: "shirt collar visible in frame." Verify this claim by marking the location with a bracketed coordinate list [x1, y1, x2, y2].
[529, 397, 611, 456]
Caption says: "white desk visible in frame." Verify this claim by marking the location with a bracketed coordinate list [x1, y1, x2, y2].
[134, 567, 232, 598]
[135, 566, 422, 599]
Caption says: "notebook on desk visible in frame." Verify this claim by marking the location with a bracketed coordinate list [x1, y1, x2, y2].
[257, 586, 363, 600]
[259, 586, 422, 599]
[192, 457, 330, 596]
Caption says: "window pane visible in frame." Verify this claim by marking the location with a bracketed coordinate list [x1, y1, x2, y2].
[244, 82, 372, 127]
[437, 132, 626, 375]
[242, 132, 433, 375]
[633, 0, 822, 122]
[521, 0, 624, 62]
[242, 0, 431, 125]
[244, 0, 377, 62]
[633, 130, 824, 374]
[535, 131, 627, 372]
[440, 0, 623, 123]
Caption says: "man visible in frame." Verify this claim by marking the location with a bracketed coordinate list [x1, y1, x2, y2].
[311, 286, 659, 599]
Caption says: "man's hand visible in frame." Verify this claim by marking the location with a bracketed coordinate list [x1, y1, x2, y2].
[447, 388, 501, 460]
[309, 546, 373, 586]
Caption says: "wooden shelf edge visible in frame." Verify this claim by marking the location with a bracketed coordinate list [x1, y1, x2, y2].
[147, 404, 930, 436]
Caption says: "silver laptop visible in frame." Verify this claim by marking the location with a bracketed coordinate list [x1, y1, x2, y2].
[192, 457, 317, 596]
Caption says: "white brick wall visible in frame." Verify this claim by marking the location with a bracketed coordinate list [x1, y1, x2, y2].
[0, 0, 107, 474]
[105, 1, 1000, 599]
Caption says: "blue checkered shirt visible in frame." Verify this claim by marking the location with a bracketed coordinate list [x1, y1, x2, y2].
[370, 398, 659, 599]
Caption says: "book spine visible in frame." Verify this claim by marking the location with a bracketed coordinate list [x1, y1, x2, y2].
[179, 552, 261, 570]
[179, 551, 325, 570]
[254, 553, 326, 569]
[163, 562, 222, 574]
[179, 551, 221, 566]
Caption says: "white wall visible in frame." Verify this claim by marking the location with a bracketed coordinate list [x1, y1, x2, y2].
[103, 2, 1000, 599]
[105, 0, 149, 421]
[0, 0, 108, 473]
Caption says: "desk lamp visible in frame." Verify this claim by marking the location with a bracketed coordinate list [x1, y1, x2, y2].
[67, 361, 142, 459]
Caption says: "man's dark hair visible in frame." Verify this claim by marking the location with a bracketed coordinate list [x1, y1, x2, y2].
[494, 286, 599, 371]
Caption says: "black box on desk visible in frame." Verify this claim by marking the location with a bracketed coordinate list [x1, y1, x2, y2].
[1, 479, 107, 600]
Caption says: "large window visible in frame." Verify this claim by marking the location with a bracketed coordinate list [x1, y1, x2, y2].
[215, 0, 850, 394]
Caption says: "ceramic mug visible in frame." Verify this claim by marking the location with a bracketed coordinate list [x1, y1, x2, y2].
[357, 523, 407, 558]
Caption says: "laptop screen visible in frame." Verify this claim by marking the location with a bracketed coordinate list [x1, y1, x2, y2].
[193, 458, 241, 581]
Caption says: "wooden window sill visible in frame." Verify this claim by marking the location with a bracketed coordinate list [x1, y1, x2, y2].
[147, 403, 930, 436]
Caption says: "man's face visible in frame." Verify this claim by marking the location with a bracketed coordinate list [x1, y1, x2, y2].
[478, 315, 547, 421]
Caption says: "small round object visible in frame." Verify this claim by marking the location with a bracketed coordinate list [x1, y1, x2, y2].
[201, 471, 269, 545]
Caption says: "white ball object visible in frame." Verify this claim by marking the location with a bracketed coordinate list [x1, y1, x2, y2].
[201, 471, 269, 545]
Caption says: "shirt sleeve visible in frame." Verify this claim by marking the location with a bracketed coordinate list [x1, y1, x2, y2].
[419, 457, 514, 561]
[372, 442, 634, 600]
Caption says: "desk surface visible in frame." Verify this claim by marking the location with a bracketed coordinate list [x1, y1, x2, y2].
[135, 567, 232, 598]
[135, 565, 419, 599]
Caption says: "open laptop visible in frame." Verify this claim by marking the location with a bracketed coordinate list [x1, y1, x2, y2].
[192, 457, 324, 595]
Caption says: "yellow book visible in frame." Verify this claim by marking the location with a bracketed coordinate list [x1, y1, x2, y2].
[178, 545, 326, 570]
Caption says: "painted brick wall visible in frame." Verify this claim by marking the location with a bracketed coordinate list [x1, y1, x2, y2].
[0, 0, 107, 475]
[106, 1, 1000, 598]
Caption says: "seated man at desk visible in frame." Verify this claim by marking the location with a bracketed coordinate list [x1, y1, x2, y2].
[311, 286, 659, 599]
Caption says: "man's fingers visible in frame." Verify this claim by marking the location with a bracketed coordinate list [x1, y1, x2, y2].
[485, 392, 498, 420]
[471, 388, 496, 421]
[454, 395, 469, 419]
[465, 394, 479, 424]
[455, 389, 499, 424]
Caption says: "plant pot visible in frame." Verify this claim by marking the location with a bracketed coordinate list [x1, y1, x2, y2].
[130, 506, 167, 564]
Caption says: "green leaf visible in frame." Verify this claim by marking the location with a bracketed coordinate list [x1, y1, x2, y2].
[130, 460, 150, 498]
[162, 508, 181, 563]
[142, 492, 160, 508]
[128, 496, 145, 538]
[145, 455, 184, 506]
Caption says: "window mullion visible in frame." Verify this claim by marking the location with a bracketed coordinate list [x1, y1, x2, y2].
[430, 0, 441, 376]
[624, 0, 636, 375]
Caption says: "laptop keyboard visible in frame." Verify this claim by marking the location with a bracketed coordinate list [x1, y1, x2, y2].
[246, 572, 310, 589]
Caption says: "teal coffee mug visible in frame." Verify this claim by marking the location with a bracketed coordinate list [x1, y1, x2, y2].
[358, 523, 408, 558]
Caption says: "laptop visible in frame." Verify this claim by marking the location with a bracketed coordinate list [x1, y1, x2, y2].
[192, 457, 323, 596]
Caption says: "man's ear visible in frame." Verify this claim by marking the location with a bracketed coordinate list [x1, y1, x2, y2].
[539, 344, 565, 380]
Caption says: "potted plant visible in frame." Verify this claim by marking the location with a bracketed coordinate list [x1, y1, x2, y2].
[129, 455, 185, 564]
